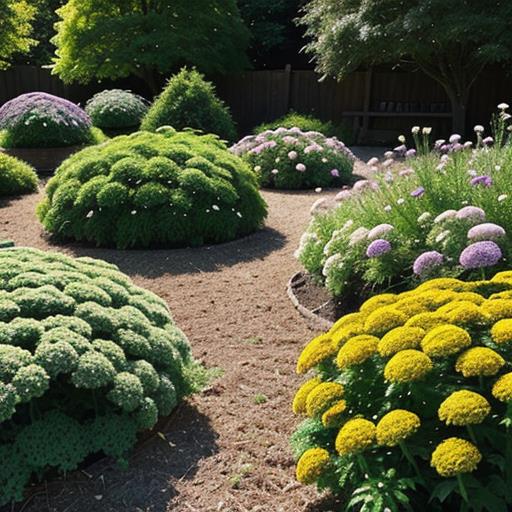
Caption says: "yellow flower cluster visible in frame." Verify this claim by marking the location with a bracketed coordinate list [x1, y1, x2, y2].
[296, 448, 330, 484]
[292, 377, 321, 414]
[431, 438, 482, 477]
[336, 335, 378, 369]
[455, 347, 505, 377]
[481, 299, 512, 322]
[491, 319, 512, 345]
[404, 312, 447, 331]
[360, 293, 397, 313]
[378, 327, 425, 357]
[296, 334, 336, 374]
[305, 382, 344, 417]
[420, 325, 472, 358]
[438, 390, 490, 426]
[335, 418, 376, 455]
[364, 308, 406, 336]
[376, 409, 420, 446]
[321, 400, 348, 427]
[384, 350, 433, 383]
[492, 372, 512, 402]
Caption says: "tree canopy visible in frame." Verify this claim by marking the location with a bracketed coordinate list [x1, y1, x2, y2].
[299, 0, 512, 132]
[52, 0, 250, 92]
[0, 0, 36, 69]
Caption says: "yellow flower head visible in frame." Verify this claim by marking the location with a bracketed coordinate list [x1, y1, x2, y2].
[364, 307, 407, 337]
[452, 292, 485, 305]
[438, 390, 491, 426]
[492, 372, 512, 402]
[417, 277, 469, 292]
[292, 376, 322, 415]
[404, 312, 448, 331]
[420, 325, 472, 358]
[305, 382, 344, 417]
[415, 290, 457, 308]
[331, 323, 365, 350]
[431, 437, 482, 477]
[335, 418, 376, 455]
[378, 326, 425, 357]
[489, 290, 512, 301]
[296, 448, 330, 484]
[394, 297, 429, 317]
[297, 334, 336, 374]
[336, 335, 379, 369]
[330, 312, 366, 333]
[491, 270, 512, 284]
[321, 400, 348, 427]
[360, 293, 397, 314]
[491, 319, 512, 345]
[481, 299, 512, 322]
[455, 347, 505, 377]
[376, 409, 421, 446]
[384, 349, 433, 383]
[446, 303, 490, 328]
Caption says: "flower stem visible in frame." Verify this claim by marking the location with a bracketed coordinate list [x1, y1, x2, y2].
[399, 441, 424, 483]
[466, 425, 478, 445]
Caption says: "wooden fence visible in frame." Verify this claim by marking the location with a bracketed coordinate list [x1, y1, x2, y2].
[0, 65, 510, 142]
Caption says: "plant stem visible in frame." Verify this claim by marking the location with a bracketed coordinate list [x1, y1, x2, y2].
[466, 425, 478, 445]
[457, 474, 469, 503]
[399, 441, 424, 483]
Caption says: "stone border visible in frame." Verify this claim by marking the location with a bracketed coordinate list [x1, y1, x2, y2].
[287, 271, 334, 331]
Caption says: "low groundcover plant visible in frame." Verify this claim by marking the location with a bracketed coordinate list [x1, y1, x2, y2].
[0, 152, 38, 196]
[37, 128, 267, 248]
[0, 247, 205, 505]
[231, 127, 355, 190]
[291, 272, 512, 511]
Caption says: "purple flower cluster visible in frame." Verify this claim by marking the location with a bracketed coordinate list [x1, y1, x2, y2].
[456, 206, 486, 221]
[366, 239, 392, 258]
[467, 223, 506, 241]
[459, 241, 502, 269]
[470, 175, 493, 187]
[413, 251, 443, 276]
[411, 186, 425, 198]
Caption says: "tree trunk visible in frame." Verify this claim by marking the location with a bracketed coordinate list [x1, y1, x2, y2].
[442, 86, 469, 136]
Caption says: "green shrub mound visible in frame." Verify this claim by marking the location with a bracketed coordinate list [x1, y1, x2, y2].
[0, 247, 202, 505]
[141, 68, 237, 142]
[254, 111, 354, 146]
[0, 152, 38, 196]
[37, 129, 267, 248]
[86, 89, 149, 130]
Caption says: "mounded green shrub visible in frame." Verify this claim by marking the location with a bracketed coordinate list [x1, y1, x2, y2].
[37, 129, 267, 248]
[0, 247, 203, 505]
[0, 152, 38, 196]
[85, 89, 149, 130]
[141, 68, 237, 142]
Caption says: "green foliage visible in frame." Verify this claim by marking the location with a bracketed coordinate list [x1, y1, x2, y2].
[254, 111, 354, 146]
[141, 69, 237, 142]
[38, 129, 267, 248]
[85, 89, 149, 130]
[0, 0, 36, 69]
[0, 247, 203, 506]
[51, 0, 250, 91]
[0, 153, 38, 197]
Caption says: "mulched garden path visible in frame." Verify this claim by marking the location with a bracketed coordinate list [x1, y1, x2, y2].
[0, 150, 379, 512]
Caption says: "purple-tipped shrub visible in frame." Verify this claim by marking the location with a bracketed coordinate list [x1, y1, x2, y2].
[230, 127, 355, 189]
[459, 241, 502, 269]
[0, 92, 98, 148]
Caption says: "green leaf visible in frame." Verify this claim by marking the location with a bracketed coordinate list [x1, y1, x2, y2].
[429, 479, 458, 503]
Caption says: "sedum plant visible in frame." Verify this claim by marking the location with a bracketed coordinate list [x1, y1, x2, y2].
[0, 152, 38, 196]
[231, 127, 355, 189]
[0, 247, 204, 505]
[85, 89, 149, 130]
[292, 272, 512, 511]
[37, 129, 267, 248]
[0, 92, 104, 148]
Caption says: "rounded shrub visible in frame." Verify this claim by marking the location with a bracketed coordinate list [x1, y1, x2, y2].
[85, 89, 149, 130]
[291, 272, 512, 510]
[230, 127, 355, 189]
[0, 152, 38, 196]
[37, 129, 267, 248]
[0, 92, 104, 148]
[141, 68, 237, 142]
[0, 247, 203, 505]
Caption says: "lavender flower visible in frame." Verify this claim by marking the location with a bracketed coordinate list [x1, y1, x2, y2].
[288, 150, 298, 160]
[296, 163, 306, 172]
[449, 134, 461, 144]
[367, 223, 394, 240]
[456, 206, 486, 221]
[335, 190, 352, 202]
[482, 136, 494, 146]
[413, 251, 444, 276]
[330, 168, 340, 177]
[467, 223, 506, 241]
[353, 179, 379, 193]
[411, 186, 425, 198]
[366, 239, 392, 258]
[459, 241, 502, 269]
[434, 209, 457, 224]
[405, 149, 416, 158]
[470, 175, 492, 187]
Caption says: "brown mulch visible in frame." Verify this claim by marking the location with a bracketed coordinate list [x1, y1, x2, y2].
[0, 184, 350, 512]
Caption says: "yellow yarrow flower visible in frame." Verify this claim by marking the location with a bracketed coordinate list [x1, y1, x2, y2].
[416, 277, 469, 292]
[292, 376, 322, 414]
[364, 307, 406, 336]
[489, 291, 512, 301]
[305, 382, 344, 417]
[404, 312, 447, 332]
[420, 324, 471, 358]
[438, 390, 491, 426]
[455, 347, 505, 377]
[297, 334, 336, 374]
[492, 372, 512, 402]
[415, 290, 457, 308]
[376, 409, 420, 446]
[481, 299, 512, 322]
[437, 300, 479, 314]
[321, 400, 348, 427]
[451, 292, 485, 305]
[331, 323, 365, 349]
[431, 437, 482, 477]
[336, 335, 378, 369]
[491, 319, 512, 345]
[335, 418, 376, 455]
[296, 448, 330, 484]
[384, 349, 433, 383]
[446, 303, 490, 328]
[330, 312, 366, 333]
[378, 326, 425, 357]
[360, 293, 397, 314]
[491, 270, 512, 284]
[394, 297, 429, 317]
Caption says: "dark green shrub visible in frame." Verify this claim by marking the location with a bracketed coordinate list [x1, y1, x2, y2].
[141, 68, 237, 142]
[0, 247, 203, 505]
[85, 89, 150, 130]
[37, 129, 267, 248]
[254, 111, 355, 145]
[0, 152, 38, 196]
